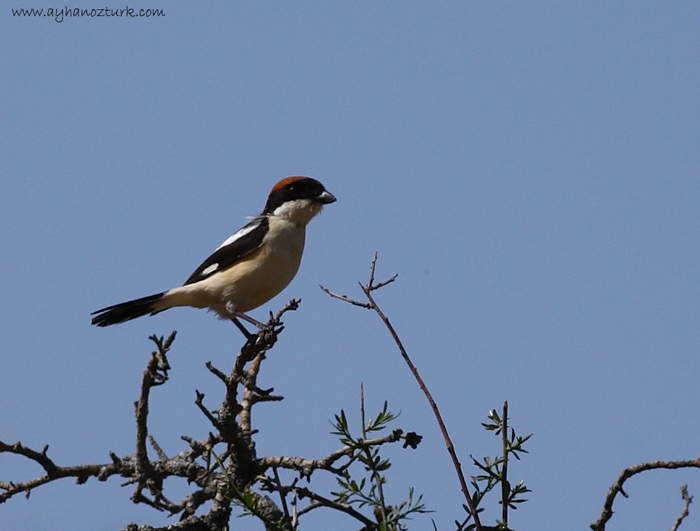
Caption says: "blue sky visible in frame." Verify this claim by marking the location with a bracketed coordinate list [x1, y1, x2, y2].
[2, 3, 700, 530]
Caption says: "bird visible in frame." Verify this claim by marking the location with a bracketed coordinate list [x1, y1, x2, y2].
[91, 176, 336, 335]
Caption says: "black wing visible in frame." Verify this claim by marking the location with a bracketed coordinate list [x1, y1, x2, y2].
[184, 216, 269, 285]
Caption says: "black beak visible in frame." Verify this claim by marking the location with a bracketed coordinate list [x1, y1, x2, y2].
[317, 190, 337, 204]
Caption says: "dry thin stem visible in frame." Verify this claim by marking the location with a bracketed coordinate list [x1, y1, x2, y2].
[259, 429, 405, 478]
[319, 284, 372, 309]
[295, 486, 376, 527]
[591, 459, 700, 531]
[260, 481, 376, 528]
[669, 485, 693, 531]
[321, 252, 483, 531]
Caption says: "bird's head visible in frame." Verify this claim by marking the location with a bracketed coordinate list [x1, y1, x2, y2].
[262, 176, 336, 226]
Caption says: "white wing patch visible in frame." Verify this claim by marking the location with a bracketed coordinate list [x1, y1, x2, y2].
[215, 219, 260, 251]
[200, 263, 219, 276]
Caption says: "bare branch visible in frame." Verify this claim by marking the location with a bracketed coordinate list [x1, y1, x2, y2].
[1, 298, 419, 530]
[294, 486, 376, 527]
[591, 459, 700, 531]
[131, 334, 177, 505]
[149, 436, 168, 462]
[0, 442, 116, 502]
[272, 467, 292, 523]
[322, 252, 484, 531]
[669, 485, 693, 531]
[194, 391, 220, 430]
[258, 478, 376, 528]
[365, 252, 398, 292]
[204, 362, 229, 384]
[259, 429, 406, 478]
[236, 303, 299, 435]
[319, 284, 372, 309]
[0, 332, 220, 516]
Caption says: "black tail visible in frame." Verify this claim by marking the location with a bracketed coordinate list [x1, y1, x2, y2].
[91, 292, 167, 327]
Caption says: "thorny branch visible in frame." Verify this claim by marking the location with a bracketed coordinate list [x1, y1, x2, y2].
[321, 252, 484, 531]
[0, 298, 416, 530]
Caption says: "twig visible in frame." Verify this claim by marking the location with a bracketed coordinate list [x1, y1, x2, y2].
[132, 333, 175, 501]
[194, 391, 220, 429]
[0, 442, 113, 502]
[272, 467, 291, 523]
[278, 485, 377, 528]
[237, 301, 298, 434]
[321, 253, 483, 531]
[669, 485, 692, 531]
[137, 334, 174, 457]
[319, 285, 372, 309]
[591, 459, 700, 531]
[259, 429, 406, 478]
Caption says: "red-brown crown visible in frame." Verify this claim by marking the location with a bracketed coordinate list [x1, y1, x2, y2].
[262, 176, 335, 214]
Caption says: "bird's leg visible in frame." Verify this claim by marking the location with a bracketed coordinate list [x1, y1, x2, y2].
[235, 312, 266, 329]
[225, 300, 263, 340]
[230, 312, 267, 342]
[231, 316, 254, 340]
